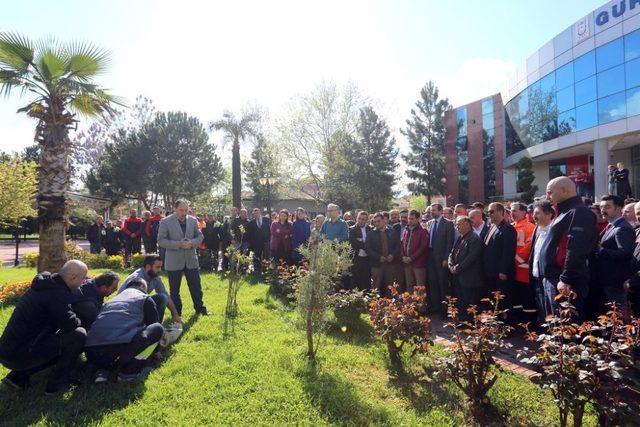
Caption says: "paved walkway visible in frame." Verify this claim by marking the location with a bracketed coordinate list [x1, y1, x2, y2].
[0, 240, 89, 267]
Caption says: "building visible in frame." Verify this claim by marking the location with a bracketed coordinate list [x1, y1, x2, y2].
[445, 0, 640, 203]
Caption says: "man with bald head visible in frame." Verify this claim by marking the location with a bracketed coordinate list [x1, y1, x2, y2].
[0, 260, 88, 394]
[539, 176, 597, 322]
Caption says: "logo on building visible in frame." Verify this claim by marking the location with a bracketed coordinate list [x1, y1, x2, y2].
[574, 15, 590, 44]
[595, 0, 639, 27]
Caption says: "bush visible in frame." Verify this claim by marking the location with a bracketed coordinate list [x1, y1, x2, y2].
[328, 289, 374, 324]
[64, 241, 86, 261]
[82, 253, 125, 269]
[130, 253, 147, 269]
[264, 260, 299, 299]
[23, 252, 39, 268]
[434, 292, 512, 423]
[0, 281, 31, 305]
[520, 301, 640, 427]
[369, 284, 432, 369]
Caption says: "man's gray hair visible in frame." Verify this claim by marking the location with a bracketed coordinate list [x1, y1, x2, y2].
[59, 259, 88, 279]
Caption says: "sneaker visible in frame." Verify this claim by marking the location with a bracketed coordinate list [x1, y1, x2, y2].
[117, 366, 154, 382]
[2, 372, 29, 390]
[94, 369, 110, 384]
[197, 308, 212, 316]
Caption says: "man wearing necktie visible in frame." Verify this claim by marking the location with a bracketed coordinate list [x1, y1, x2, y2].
[588, 195, 634, 317]
[426, 204, 455, 315]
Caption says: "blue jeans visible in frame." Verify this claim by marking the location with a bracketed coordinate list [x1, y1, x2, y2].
[540, 277, 557, 321]
[166, 268, 205, 316]
[151, 293, 169, 322]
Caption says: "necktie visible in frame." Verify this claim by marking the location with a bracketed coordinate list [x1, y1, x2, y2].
[430, 219, 438, 248]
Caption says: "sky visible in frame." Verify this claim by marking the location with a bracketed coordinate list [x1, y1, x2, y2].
[0, 0, 606, 171]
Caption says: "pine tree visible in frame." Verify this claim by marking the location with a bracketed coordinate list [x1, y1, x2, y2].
[326, 106, 398, 211]
[401, 82, 450, 204]
[516, 156, 538, 203]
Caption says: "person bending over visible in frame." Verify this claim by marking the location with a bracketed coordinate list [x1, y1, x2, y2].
[85, 277, 164, 383]
[72, 271, 120, 328]
[0, 260, 89, 394]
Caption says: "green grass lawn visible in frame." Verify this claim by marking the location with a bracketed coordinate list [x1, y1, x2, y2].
[0, 268, 596, 426]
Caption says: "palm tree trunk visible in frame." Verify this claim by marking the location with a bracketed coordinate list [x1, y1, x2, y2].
[37, 131, 71, 273]
[232, 138, 242, 209]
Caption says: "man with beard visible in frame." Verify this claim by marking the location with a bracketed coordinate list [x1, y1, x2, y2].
[118, 254, 182, 324]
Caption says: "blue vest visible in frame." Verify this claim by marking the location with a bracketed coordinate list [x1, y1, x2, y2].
[86, 287, 148, 347]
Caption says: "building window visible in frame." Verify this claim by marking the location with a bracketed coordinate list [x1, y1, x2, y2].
[457, 108, 467, 137]
[558, 109, 576, 135]
[456, 107, 469, 204]
[626, 57, 640, 90]
[598, 91, 626, 124]
[597, 64, 625, 98]
[595, 38, 624, 72]
[549, 159, 567, 179]
[628, 87, 640, 117]
[482, 98, 493, 116]
[483, 127, 496, 200]
[575, 75, 597, 106]
[574, 51, 596, 82]
[555, 62, 574, 90]
[625, 28, 640, 62]
[557, 85, 575, 112]
[575, 101, 598, 130]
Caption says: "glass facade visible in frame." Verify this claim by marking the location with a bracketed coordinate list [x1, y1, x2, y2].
[482, 97, 497, 200]
[456, 108, 469, 203]
[505, 29, 640, 157]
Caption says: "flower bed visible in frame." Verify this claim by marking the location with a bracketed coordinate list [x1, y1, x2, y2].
[0, 281, 31, 305]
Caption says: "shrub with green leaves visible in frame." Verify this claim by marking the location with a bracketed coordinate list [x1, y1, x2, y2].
[23, 252, 39, 268]
[369, 284, 432, 369]
[329, 288, 375, 324]
[295, 234, 352, 361]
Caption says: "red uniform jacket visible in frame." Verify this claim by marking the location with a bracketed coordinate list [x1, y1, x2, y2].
[401, 225, 429, 268]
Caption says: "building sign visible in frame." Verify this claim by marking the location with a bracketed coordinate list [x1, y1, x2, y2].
[595, 0, 640, 26]
[574, 15, 590, 43]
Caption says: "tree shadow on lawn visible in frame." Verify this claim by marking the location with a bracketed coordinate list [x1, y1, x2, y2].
[298, 364, 393, 425]
[324, 315, 377, 346]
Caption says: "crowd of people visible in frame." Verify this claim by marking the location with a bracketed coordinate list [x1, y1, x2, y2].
[3, 175, 640, 395]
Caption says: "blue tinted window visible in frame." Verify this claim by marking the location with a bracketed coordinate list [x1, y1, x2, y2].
[575, 101, 598, 130]
[457, 108, 467, 137]
[482, 98, 493, 115]
[626, 57, 640, 89]
[540, 72, 555, 94]
[596, 38, 624, 72]
[558, 109, 576, 135]
[598, 91, 626, 124]
[625, 28, 640, 62]
[627, 87, 640, 117]
[555, 62, 574, 90]
[597, 64, 625, 97]
[557, 85, 575, 112]
[575, 75, 597, 106]
[517, 91, 529, 117]
[483, 112, 494, 129]
[574, 51, 596, 82]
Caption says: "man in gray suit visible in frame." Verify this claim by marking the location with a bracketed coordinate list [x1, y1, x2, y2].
[158, 200, 210, 316]
[426, 203, 455, 314]
[448, 216, 484, 318]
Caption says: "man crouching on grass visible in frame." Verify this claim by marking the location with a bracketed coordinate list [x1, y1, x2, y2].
[85, 277, 164, 383]
[0, 260, 88, 394]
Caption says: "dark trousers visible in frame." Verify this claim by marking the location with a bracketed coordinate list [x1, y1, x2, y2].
[351, 256, 371, 290]
[86, 323, 164, 375]
[166, 268, 205, 315]
[454, 285, 483, 320]
[143, 237, 157, 254]
[251, 244, 264, 274]
[543, 277, 586, 323]
[125, 237, 142, 260]
[428, 257, 450, 313]
[511, 280, 537, 325]
[221, 243, 230, 271]
[484, 276, 512, 317]
[0, 327, 86, 385]
[151, 294, 169, 322]
[89, 242, 101, 254]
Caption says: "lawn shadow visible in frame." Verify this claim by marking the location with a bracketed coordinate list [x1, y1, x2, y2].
[159, 313, 198, 363]
[325, 315, 377, 346]
[297, 364, 393, 425]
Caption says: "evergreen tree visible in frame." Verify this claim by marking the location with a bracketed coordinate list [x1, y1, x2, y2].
[326, 106, 398, 211]
[243, 135, 282, 210]
[401, 82, 450, 204]
[516, 156, 538, 203]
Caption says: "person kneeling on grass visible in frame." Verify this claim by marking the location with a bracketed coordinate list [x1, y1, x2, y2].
[85, 277, 164, 383]
[117, 254, 182, 324]
[72, 271, 121, 329]
[0, 260, 88, 394]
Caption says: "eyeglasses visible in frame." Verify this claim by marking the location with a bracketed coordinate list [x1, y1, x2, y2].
[488, 210, 495, 214]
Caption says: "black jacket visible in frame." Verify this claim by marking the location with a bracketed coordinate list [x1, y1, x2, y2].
[483, 219, 517, 279]
[86, 223, 104, 244]
[203, 221, 222, 251]
[539, 195, 597, 289]
[349, 224, 373, 259]
[246, 217, 271, 251]
[71, 279, 105, 328]
[0, 273, 80, 353]
[449, 232, 484, 289]
[593, 217, 635, 290]
[365, 228, 401, 267]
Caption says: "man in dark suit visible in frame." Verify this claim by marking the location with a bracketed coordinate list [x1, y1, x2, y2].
[366, 212, 401, 296]
[246, 208, 271, 274]
[426, 203, 455, 314]
[483, 202, 517, 317]
[590, 195, 635, 314]
[469, 209, 489, 241]
[448, 216, 484, 318]
[349, 211, 372, 290]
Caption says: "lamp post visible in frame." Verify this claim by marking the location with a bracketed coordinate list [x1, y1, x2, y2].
[258, 177, 278, 216]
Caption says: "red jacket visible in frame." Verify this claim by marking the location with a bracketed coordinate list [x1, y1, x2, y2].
[145, 214, 163, 237]
[401, 225, 429, 268]
[122, 216, 142, 238]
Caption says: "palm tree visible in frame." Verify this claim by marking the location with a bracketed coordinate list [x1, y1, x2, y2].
[210, 110, 260, 209]
[0, 33, 121, 272]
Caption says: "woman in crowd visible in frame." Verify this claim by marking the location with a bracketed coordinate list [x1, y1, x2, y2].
[270, 209, 292, 264]
[312, 214, 325, 233]
[291, 208, 311, 263]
